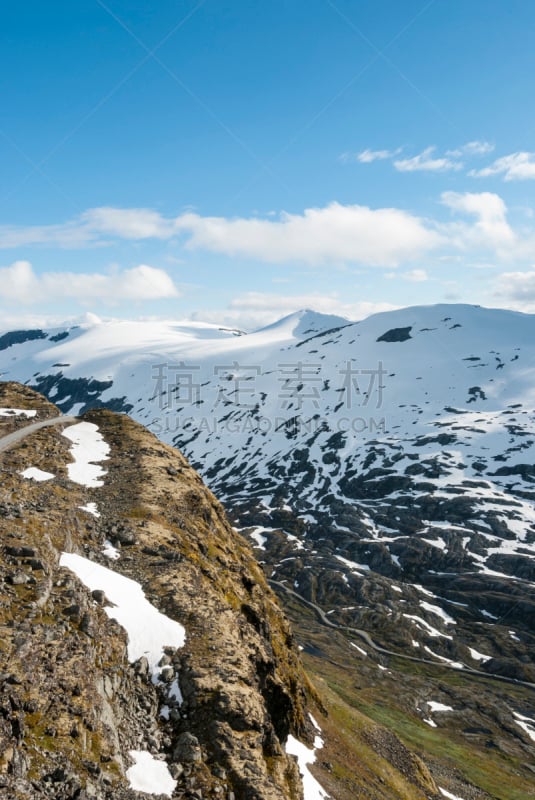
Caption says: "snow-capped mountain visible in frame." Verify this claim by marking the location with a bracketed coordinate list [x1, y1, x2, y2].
[3, 305, 535, 798]
[2, 304, 535, 676]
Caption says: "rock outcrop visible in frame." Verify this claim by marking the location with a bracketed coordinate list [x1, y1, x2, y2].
[0, 384, 315, 800]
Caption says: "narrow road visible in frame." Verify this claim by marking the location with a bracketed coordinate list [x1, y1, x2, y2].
[0, 416, 79, 454]
[269, 579, 535, 692]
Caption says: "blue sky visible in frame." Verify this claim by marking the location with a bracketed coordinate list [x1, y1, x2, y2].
[1, 0, 535, 329]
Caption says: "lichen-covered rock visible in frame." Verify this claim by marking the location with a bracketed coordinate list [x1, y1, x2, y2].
[0, 384, 313, 800]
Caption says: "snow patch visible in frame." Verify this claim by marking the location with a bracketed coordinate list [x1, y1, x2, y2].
[513, 712, 535, 742]
[0, 407, 37, 417]
[423, 646, 465, 669]
[403, 614, 452, 639]
[20, 466, 55, 482]
[126, 750, 176, 796]
[335, 555, 370, 572]
[286, 733, 329, 800]
[421, 536, 447, 550]
[102, 540, 120, 560]
[59, 553, 185, 681]
[68, 402, 85, 416]
[169, 678, 183, 705]
[419, 601, 456, 625]
[79, 502, 100, 518]
[62, 422, 110, 487]
[249, 528, 268, 549]
[468, 647, 491, 663]
[439, 788, 467, 800]
[428, 701, 454, 713]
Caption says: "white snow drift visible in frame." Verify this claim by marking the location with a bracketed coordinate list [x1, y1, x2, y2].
[62, 422, 110, 487]
[59, 553, 186, 678]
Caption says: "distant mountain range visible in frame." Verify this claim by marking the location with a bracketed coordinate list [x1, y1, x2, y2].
[2, 301, 535, 648]
[2, 303, 535, 798]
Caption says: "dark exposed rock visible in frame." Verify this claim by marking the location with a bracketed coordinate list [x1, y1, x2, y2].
[0, 330, 47, 351]
[376, 326, 412, 343]
[31, 373, 133, 416]
[49, 331, 70, 343]
[173, 732, 202, 762]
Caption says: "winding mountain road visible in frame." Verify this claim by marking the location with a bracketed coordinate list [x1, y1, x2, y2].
[0, 416, 78, 454]
[269, 579, 535, 692]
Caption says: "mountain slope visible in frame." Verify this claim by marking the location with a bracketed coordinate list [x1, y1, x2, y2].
[0, 382, 453, 800]
[2, 303, 535, 797]
[3, 305, 535, 595]
[0, 383, 315, 800]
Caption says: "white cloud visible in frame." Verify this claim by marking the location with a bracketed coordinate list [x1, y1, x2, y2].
[441, 191, 516, 249]
[0, 204, 440, 267]
[118, 264, 179, 300]
[0, 208, 178, 249]
[394, 147, 463, 173]
[175, 203, 441, 267]
[0, 223, 93, 250]
[492, 268, 535, 311]
[470, 151, 535, 181]
[190, 292, 397, 330]
[357, 149, 393, 163]
[347, 148, 400, 163]
[0, 208, 172, 249]
[384, 268, 428, 282]
[345, 142, 493, 167]
[0, 261, 179, 305]
[0, 309, 110, 334]
[443, 291, 462, 301]
[0, 311, 66, 333]
[446, 141, 494, 158]
[403, 269, 428, 282]
[2, 192, 535, 276]
[81, 207, 177, 239]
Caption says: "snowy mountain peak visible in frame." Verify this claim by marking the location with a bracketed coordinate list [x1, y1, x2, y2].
[253, 308, 351, 338]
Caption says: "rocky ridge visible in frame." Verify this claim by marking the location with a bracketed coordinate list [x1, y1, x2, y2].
[0, 383, 313, 800]
[0, 382, 449, 800]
